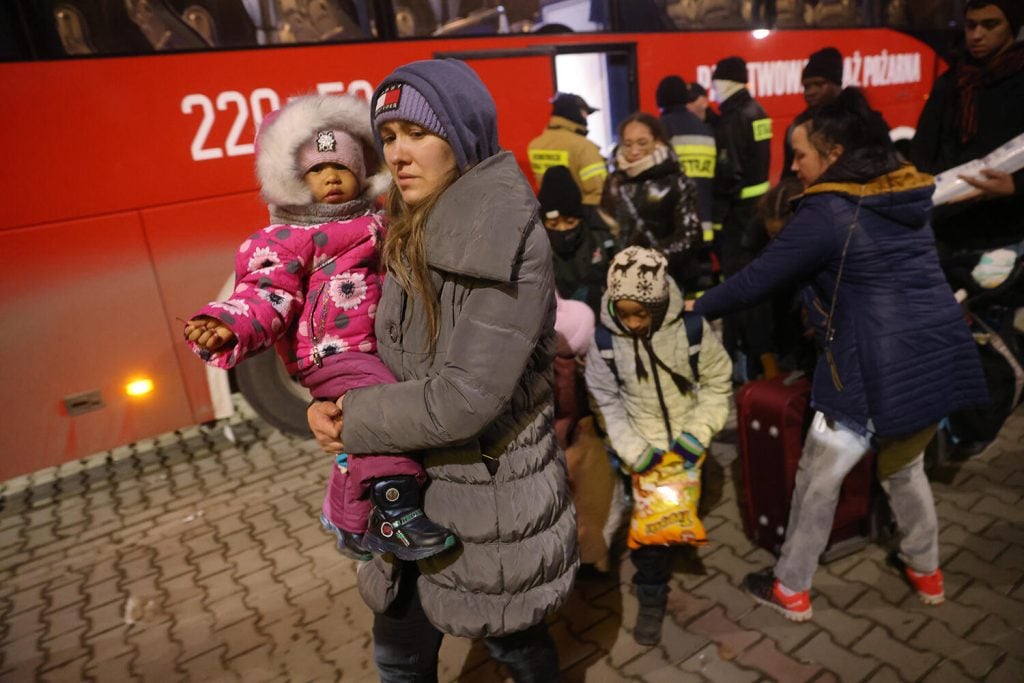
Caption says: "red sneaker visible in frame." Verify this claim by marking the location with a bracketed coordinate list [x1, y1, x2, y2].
[905, 567, 945, 605]
[743, 569, 813, 622]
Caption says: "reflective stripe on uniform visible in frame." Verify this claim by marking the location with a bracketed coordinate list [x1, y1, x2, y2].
[752, 118, 773, 142]
[702, 222, 715, 243]
[712, 222, 723, 232]
[579, 161, 608, 181]
[528, 149, 569, 177]
[672, 134, 716, 179]
[740, 181, 770, 199]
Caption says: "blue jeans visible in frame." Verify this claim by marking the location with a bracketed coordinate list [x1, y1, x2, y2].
[373, 563, 560, 682]
[774, 412, 940, 591]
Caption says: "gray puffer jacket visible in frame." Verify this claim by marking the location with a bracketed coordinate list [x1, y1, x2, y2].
[341, 151, 579, 638]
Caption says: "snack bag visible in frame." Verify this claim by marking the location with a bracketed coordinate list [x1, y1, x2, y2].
[627, 451, 707, 549]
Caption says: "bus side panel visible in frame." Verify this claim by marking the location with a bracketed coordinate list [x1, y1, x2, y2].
[630, 30, 939, 180]
[140, 192, 266, 422]
[0, 214, 195, 480]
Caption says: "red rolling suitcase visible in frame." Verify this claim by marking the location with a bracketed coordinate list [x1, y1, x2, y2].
[736, 373, 876, 561]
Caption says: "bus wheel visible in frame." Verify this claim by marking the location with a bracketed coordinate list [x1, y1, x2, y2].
[234, 348, 313, 437]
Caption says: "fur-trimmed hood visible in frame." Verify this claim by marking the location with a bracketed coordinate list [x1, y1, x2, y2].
[255, 94, 391, 207]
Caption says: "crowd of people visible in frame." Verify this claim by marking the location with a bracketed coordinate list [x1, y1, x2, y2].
[181, 0, 1021, 678]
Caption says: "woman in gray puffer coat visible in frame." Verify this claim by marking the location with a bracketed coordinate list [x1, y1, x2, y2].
[308, 59, 578, 681]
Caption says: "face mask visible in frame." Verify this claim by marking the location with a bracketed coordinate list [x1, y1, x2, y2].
[545, 223, 585, 256]
[712, 79, 743, 103]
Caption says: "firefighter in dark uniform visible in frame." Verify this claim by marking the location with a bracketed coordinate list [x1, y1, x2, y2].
[711, 56, 775, 380]
[657, 74, 717, 294]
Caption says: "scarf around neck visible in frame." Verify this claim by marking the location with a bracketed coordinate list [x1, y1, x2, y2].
[269, 198, 372, 227]
[615, 143, 675, 179]
[955, 42, 1024, 143]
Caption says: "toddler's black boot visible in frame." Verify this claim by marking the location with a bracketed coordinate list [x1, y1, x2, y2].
[319, 514, 371, 561]
[634, 583, 669, 646]
[363, 476, 457, 561]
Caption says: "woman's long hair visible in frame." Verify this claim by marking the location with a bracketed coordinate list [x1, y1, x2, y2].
[381, 168, 460, 352]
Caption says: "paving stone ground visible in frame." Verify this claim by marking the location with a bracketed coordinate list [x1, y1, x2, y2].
[1, 397, 1022, 682]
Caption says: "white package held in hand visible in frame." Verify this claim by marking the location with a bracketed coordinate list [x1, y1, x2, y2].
[932, 132, 1024, 206]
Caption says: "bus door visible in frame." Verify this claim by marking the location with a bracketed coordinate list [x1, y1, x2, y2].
[434, 42, 639, 182]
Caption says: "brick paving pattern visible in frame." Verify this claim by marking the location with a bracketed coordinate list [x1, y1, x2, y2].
[1, 398, 1022, 682]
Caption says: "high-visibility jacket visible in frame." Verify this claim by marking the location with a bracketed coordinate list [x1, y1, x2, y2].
[661, 105, 716, 243]
[712, 88, 772, 274]
[527, 116, 608, 205]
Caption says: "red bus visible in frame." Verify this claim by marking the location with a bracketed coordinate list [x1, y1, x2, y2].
[0, 0, 955, 480]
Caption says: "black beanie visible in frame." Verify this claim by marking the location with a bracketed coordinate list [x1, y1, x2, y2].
[538, 166, 583, 219]
[687, 82, 707, 100]
[712, 56, 747, 83]
[656, 75, 689, 110]
[966, 0, 1023, 38]
[551, 92, 597, 126]
[802, 47, 843, 86]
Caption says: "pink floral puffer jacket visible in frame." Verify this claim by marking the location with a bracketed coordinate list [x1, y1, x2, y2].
[189, 213, 385, 379]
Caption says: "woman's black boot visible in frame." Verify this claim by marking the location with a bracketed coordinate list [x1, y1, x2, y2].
[363, 476, 457, 561]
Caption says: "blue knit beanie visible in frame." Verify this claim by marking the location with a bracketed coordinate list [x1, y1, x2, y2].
[371, 59, 500, 171]
[372, 83, 447, 141]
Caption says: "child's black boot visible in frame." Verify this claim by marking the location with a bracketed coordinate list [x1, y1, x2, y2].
[319, 514, 371, 561]
[363, 476, 457, 561]
[634, 583, 669, 646]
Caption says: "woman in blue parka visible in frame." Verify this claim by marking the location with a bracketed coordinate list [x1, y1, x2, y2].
[694, 87, 988, 622]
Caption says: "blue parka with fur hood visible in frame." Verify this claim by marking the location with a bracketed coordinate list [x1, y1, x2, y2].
[696, 153, 988, 438]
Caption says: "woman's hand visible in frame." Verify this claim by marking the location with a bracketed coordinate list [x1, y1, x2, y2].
[308, 401, 344, 454]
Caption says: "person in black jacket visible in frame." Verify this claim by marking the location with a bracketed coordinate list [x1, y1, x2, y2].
[910, 0, 1024, 254]
[781, 47, 844, 180]
[658, 75, 717, 293]
[687, 82, 719, 129]
[710, 56, 775, 380]
[601, 112, 704, 293]
[538, 165, 616, 314]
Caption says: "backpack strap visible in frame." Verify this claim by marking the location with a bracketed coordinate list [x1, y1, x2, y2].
[594, 322, 620, 383]
[681, 312, 703, 383]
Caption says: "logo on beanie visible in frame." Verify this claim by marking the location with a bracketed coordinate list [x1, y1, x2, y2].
[315, 130, 336, 153]
[375, 84, 402, 115]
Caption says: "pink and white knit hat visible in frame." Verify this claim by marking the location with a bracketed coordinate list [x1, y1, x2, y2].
[297, 128, 367, 185]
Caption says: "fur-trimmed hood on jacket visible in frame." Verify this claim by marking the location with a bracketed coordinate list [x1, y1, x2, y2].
[255, 94, 391, 207]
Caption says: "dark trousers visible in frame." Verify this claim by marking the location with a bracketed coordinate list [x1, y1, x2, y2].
[373, 563, 561, 682]
[631, 545, 673, 586]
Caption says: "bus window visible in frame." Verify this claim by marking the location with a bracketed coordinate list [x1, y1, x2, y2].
[394, 1, 440, 36]
[430, 1, 542, 37]
[663, 1, 746, 30]
[274, 0, 367, 42]
[807, 0, 861, 27]
[47, 0, 262, 56]
[775, 0, 810, 28]
[123, 0, 212, 50]
[166, 0, 259, 47]
[887, 0, 963, 31]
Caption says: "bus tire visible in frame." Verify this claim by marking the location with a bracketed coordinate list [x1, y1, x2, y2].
[234, 348, 313, 437]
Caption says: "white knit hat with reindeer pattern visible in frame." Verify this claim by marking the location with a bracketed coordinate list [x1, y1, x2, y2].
[607, 246, 669, 305]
